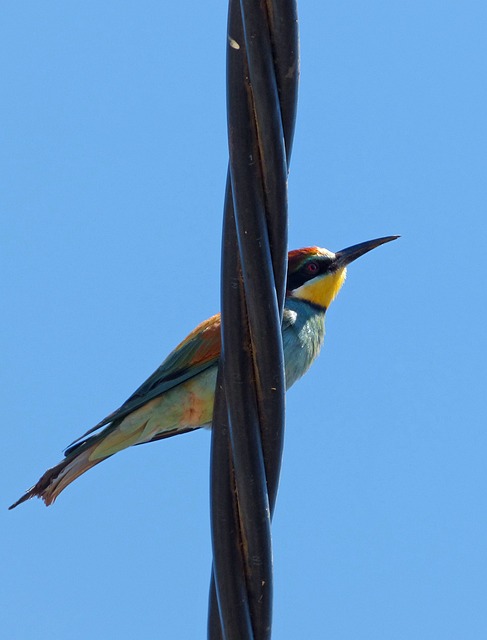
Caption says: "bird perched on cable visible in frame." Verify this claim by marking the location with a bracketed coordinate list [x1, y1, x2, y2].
[9, 236, 398, 509]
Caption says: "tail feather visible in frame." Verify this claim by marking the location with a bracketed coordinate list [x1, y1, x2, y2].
[9, 416, 141, 509]
[9, 443, 105, 509]
[9, 418, 200, 509]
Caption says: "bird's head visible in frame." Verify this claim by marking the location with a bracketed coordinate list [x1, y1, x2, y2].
[287, 236, 399, 310]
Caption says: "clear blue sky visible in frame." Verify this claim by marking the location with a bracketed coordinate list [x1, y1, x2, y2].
[2, 2, 486, 638]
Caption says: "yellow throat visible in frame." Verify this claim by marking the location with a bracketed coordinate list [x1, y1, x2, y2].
[292, 267, 347, 309]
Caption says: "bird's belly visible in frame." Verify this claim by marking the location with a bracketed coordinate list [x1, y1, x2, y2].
[112, 367, 218, 448]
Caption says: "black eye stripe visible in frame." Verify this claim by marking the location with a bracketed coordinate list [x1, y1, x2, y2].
[287, 257, 334, 291]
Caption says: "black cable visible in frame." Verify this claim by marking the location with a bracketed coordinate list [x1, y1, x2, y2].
[209, 2, 299, 638]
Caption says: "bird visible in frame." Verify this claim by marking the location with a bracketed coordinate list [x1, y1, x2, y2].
[9, 235, 398, 509]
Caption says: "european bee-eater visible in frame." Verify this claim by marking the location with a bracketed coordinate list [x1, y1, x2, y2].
[9, 236, 397, 509]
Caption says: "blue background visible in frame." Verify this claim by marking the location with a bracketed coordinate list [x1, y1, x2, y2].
[2, 2, 486, 638]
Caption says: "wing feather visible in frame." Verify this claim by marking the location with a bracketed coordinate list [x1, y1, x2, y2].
[66, 314, 221, 450]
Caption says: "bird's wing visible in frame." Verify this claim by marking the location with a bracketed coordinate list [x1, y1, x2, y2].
[67, 313, 221, 448]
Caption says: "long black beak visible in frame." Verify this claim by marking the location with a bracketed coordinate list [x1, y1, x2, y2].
[334, 235, 399, 269]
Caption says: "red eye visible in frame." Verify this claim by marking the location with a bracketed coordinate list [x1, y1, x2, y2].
[305, 261, 319, 274]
